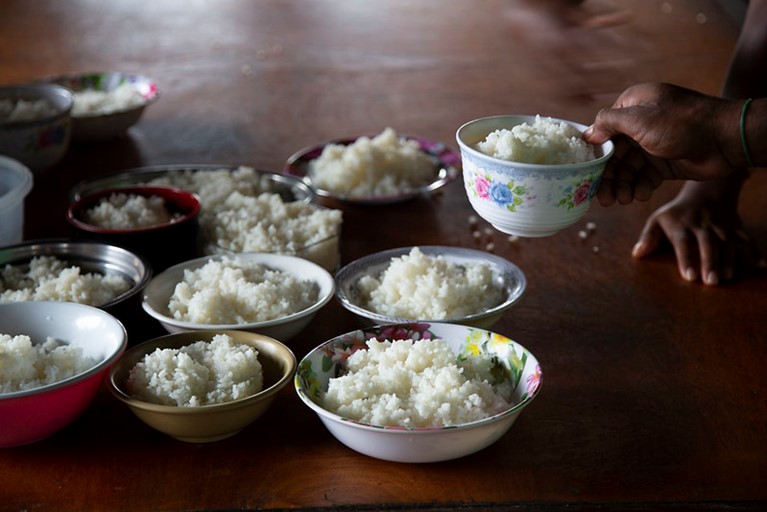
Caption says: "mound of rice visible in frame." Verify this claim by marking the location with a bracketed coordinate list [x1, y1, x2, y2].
[72, 83, 146, 117]
[126, 333, 263, 407]
[0, 98, 57, 123]
[84, 192, 180, 229]
[477, 115, 595, 165]
[167, 256, 320, 325]
[0, 334, 97, 394]
[0, 256, 131, 306]
[357, 247, 504, 320]
[308, 127, 436, 197]
[322, 338, 513, 427]
[147, 166, 342, 269]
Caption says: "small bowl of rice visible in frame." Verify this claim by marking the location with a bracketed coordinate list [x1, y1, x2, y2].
[108, 329, 296, 442]
[335, 246, 526, 329]
[67, 185, 201, 271]
[295, 322, 542, 463]
[456, 115, 614, 237]
[0, 83, 73, 172]
[48, 71, 159, 142]
[141, 253, 335, 341]
[0, 301, 127, 447]
[0, 239, 152, 324]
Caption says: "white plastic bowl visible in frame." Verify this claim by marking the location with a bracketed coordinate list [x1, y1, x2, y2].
[0, 156, 33, 246]
[142, 253, 335, 341]
[295, 323, 542, 463]
[456, 115, 614, 237]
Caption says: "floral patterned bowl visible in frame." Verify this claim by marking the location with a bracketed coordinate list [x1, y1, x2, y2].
[295, 322, 542, 463]
[0, 83, 73, 172]
[456, 115, 614, 237]
[48, 71, 159, 142]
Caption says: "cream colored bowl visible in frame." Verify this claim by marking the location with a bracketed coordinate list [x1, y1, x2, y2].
[108, 329, 296, 443]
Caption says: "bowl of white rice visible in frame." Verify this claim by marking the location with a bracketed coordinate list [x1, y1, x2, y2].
[141, 253, 335, 341]
[0, 83, 73, 171]
[295, 322, 542, 463]
[0, 301, 127, 447]
[48, 71, 159, 142]
[284, 128, 461, 205]
[108, 329, 296, 442]
[0, 240, 151, 321]
[335, 246, 526, 329]
[67, 185, 201, 271]
[456, 115, 614, 237]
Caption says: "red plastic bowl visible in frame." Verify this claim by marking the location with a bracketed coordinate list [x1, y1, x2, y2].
[0, 301, 127, 447]
[67, 185, 201, 271]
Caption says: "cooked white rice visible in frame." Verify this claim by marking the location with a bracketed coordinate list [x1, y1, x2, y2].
[0, 256, 131, 306]
[167, 256, 320, 324]
[308, 127, 436, 197]
[126, 333, 263, 407]
[477, 115, 595, 165]
[357, 247, 505, 320]
[84, 192, 180, 229]
[71, 82, 146, 117]
[206, 193, 342, 255]
[0, 334, 97, 394]
[323, 338, 513, 427]
[146, 166, 343, 267]
[0, 98, 57, 123]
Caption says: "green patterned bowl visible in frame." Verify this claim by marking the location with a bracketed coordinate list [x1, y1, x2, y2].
[295, 322, 542, 463]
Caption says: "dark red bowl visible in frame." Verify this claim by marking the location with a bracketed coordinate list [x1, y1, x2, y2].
[67, 185, 201, 271]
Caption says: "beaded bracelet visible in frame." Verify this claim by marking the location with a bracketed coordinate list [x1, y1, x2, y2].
[740, 98, 755, 168]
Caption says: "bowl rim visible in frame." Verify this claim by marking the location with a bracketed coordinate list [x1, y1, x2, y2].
[0, 83, 74, 127]
[107, 329, 297, 412]
[0, 238, 153, 310]
[141, 252, 336, 330]
[66, 185, 202, 234]
[455, 114, 615, 169]
[0, 301, 128, 400]
[294, 322, 542, 433]
[334, 245, 526, 324]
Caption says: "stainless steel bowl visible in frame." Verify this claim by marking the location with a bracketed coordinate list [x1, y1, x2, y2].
[0, 239, 151, 311]
[334, 245, 527, 329]
[69, 165, 315, 204]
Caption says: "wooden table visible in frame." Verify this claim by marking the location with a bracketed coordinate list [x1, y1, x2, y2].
[2, 1, 765, 510]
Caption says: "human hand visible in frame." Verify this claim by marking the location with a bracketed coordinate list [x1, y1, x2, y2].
[631, 178, 764, 285]
[584, 83, 740, 206]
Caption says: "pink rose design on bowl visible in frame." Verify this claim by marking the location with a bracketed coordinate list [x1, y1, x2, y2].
[573, 180, 591, 206]
[474, 175, 490, 199]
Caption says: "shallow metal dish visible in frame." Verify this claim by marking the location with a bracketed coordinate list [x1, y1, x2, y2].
[0, 239, 151, 311]
[335, 245, 526, 329]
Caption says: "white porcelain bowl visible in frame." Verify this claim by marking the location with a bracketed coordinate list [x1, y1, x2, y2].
[335, 246, 526, 329]
[295, 322, 542, 463]
[142, 253, 335, 341]
[456, 115, 614, 237]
